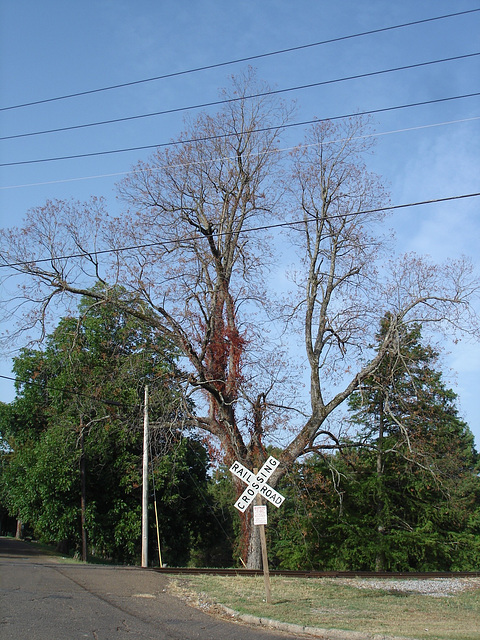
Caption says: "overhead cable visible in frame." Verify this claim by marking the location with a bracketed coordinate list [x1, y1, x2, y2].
[1, 193, 478, 270]
[0, 92, 480, 170]
[2, 80, 479, 143]
[1, 115, 479, 170]
[0, 373, 139, 409]
[1, 51, 479, 150]
[1, 8, 479, 112]
[1, 115, 479, 188]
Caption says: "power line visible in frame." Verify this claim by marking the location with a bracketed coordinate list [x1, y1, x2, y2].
[1, 48, 479, 168]
[1, 193, 478, 271]
[1, 115, 479, 190]
[0, 372, 180, 411]
[1, 8, 479, 112]
[0, 373, 139, 409]
[4, 52, 480, 148]
[2, 79, 479, 143]
[1, 114, 478, 172]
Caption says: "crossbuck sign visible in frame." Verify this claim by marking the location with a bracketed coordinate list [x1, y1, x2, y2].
[230, 456, 285, 513]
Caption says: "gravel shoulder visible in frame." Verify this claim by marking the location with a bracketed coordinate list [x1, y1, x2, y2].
[330, 576, 480, 597]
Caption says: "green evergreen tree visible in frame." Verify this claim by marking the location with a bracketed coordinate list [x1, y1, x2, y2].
[270, 317, 480, 571]
[347, 315, 480, 570]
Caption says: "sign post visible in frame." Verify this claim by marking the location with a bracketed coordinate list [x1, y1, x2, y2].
[230, 456, 285, 604]
[254, 473, 271, 604]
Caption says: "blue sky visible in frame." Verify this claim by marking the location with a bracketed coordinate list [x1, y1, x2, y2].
[1, 1, 479, 444]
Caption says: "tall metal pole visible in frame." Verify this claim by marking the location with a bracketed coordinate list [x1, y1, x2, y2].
[141, 385, 149, 568]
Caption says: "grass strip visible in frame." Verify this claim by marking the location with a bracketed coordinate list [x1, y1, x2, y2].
[169, 574, 480, 640]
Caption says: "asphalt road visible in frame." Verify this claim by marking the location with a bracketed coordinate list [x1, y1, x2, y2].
[0, 538, 298, 640]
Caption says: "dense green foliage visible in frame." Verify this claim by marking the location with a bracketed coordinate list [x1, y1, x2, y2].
[2, 309, 479, 570]
[269, 319, 480, 571]
[0, 290, 231, 565]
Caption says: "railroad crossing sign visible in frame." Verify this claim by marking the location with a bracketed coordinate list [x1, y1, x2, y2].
[230, 456, 285, 513]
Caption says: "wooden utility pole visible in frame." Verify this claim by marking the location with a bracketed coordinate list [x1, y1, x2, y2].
[141, 385, 149, 568]
[230, 456, 284, 603]
[80, 415, 88, 562]
[254, 468, 271, 604]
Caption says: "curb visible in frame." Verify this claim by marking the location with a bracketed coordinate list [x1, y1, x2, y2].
[219, 605, 412, 640]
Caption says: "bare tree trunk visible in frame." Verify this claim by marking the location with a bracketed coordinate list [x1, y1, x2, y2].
[15, 518, 23, 539]
[245, 511, 262, 569]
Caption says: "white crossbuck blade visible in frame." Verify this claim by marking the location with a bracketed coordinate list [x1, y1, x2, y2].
[230, 456, 286, 513]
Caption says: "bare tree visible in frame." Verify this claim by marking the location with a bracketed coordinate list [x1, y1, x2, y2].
[0, 75, 478, 567]
[280, 118, 479, 463]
